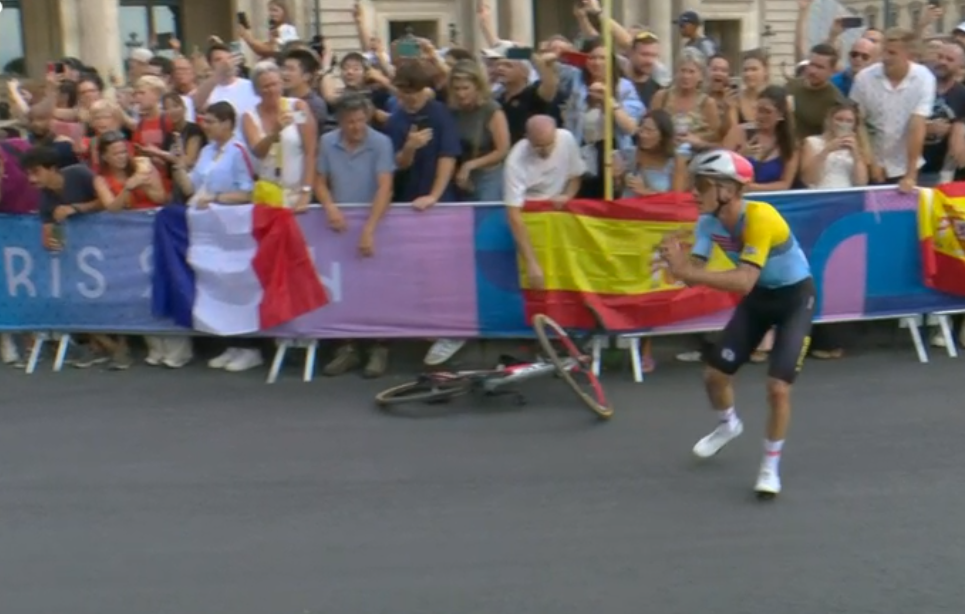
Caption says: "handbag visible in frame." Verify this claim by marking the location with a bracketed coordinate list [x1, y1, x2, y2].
[252, 99, 288, 208]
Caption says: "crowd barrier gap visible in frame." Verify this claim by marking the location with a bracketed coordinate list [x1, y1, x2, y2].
[1, 185, 963, 383]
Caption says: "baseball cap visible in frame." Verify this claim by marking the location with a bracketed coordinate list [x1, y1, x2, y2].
[480, 40, 517, 59]
[675, 10, 701, 26]
[129, 48, 154, 63]
[955, 21, 965, 33]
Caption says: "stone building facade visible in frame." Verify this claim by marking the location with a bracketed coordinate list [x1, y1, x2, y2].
[2, 0, 779, 80]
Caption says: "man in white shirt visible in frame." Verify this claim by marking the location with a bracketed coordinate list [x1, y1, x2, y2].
[849, 27, 936, 191]
[192, 43, 261, 138]
[504, 116, 586, 289]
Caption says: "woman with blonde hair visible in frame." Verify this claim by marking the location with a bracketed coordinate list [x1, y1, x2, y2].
[242, 61, 317, 211]
[79, 99, 133, 171]
[238, 0, 301, 59]
[799, 102, 870, 189]
[649, 47, 720, 157]
[447, 60, 510, 202]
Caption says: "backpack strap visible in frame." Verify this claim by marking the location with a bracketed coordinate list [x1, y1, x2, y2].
[233, 142, 259, 181]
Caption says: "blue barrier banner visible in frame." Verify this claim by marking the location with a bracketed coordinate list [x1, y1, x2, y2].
[1, 187, 964, 336]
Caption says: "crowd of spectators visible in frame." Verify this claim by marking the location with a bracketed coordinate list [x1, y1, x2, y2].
[1, 0, 964, 379]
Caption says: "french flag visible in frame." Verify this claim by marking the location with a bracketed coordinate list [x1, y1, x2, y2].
[152, 204, 328, 335]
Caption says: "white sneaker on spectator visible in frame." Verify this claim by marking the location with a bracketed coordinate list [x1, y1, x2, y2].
[162, 336, 193, 369]
[144, 336, 165, 365]
[692, 419, 744, 458]
[208, 348, 240, 369]
[1, 333, 20, 365]
[224, 349, 264, 372]
[424, 339, 466, 365]
[676, 351, 702, 362]
[754, 464, 781, 498]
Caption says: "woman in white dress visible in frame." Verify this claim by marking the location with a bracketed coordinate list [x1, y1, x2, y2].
[799, 103, 870, 189]
[242, 61, 317, 212]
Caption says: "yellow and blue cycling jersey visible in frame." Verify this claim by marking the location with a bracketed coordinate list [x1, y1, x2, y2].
[691, 200, 811, 289]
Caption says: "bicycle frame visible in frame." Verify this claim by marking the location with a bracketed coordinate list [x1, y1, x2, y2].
[429, 355, 582, 393]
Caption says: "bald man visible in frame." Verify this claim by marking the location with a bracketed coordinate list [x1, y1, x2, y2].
[831, 37, 878, 97]
[503, 116, 585, 289]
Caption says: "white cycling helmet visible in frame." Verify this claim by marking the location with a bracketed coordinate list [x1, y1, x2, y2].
[689, 149, 754, 185]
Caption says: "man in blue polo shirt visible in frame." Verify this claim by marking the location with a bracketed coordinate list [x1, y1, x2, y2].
[830, 37, 877, 97]
[315, 92, 395, 379]
[384, 61, 460, 208]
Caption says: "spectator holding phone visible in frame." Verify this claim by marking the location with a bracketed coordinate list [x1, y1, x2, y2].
[242, 62, 317, 211]
[20, 146, 101, 251]
[237, 1, 300, 59]
[800, 103, 870, 188]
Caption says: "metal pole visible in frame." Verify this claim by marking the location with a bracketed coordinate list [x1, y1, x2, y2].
[602, 0, 614, 201]
[313, 0, 322, 36]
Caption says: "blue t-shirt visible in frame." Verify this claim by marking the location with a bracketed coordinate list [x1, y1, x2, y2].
[691, 200, 811, 289]
[385, 99, 461, 203]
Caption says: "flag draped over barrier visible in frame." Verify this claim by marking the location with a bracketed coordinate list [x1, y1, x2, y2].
[919, 184, 965, 297]
[519, 196, 740, 330]
[152, 204, 329, 335]
[3, 187, 965, 336]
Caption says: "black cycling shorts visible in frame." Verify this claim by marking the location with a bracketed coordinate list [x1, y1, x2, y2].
[704, 277, 815, 384]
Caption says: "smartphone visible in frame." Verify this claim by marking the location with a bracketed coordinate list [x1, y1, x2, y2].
[505, 47, 534, 60]
[229, 41, 243, 55]
[54, 62, 65, 74]
[47, 61, 55, 74]
[237, 11, 250, 29]
[840, 16, 864, 29]
[293, 110, 307, 125]
[397, 41, 420, 58]
[49, 224, 65, 249]
[156, 32, 174, 51]
[559, 50, 589, 68]
[414, 115, 431, 131]
[728, 76, 741, 90]
[742, 123, 759, 141]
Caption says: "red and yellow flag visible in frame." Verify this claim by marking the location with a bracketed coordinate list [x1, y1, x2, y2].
[919, 183, 965, 296]
[520, 194, 739, 331]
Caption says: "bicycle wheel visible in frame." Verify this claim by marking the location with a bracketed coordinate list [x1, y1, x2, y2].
[375, 375, 473, 407]
[532, 314, 613, 419]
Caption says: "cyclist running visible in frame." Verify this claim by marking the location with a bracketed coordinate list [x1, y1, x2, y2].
[659, 149, 814, 499]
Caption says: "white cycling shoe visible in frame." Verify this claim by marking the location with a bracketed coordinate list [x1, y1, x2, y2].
[754, 464, 782, 500]
[692, 419, 744, 458]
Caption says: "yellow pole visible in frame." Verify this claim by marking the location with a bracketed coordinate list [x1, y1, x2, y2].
[601, 0, 614, 201]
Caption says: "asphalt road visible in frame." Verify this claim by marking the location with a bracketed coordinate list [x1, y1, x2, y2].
[1, 342, 963, 614]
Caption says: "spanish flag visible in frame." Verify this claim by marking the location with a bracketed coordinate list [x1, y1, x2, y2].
[919, 183, 965, 296]
[521, 195, 740, 331]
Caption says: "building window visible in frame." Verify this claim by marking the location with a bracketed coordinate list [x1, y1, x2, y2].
[909, 2, 923, 27]
[960, 2, 965, 21]
[0, 0, 25, 74]
[119, 0, 182, 58]
[865, 8, 879, 30]
[887, 7, 899, 27]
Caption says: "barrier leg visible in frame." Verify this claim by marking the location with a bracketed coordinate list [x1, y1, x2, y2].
[267, 341, 289, 384]
[302, 341, 317, 382]
[936, 314, 959, 358]
[629, 337, 644, 383]
[26, 334, 46, 375]
[590, 336, 603, 377]
[902, 316, 928, 363]
[53, 334, 71, 372]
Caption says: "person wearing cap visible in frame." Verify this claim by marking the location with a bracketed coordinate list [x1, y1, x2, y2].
[128, 48, 155, 84]
[676, 11, 716, 59]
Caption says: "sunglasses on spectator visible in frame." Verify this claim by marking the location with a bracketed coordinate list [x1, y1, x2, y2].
[850, 51, 871, 61]
[633, 31, 659, 43]
[100, 131, 126, 145]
